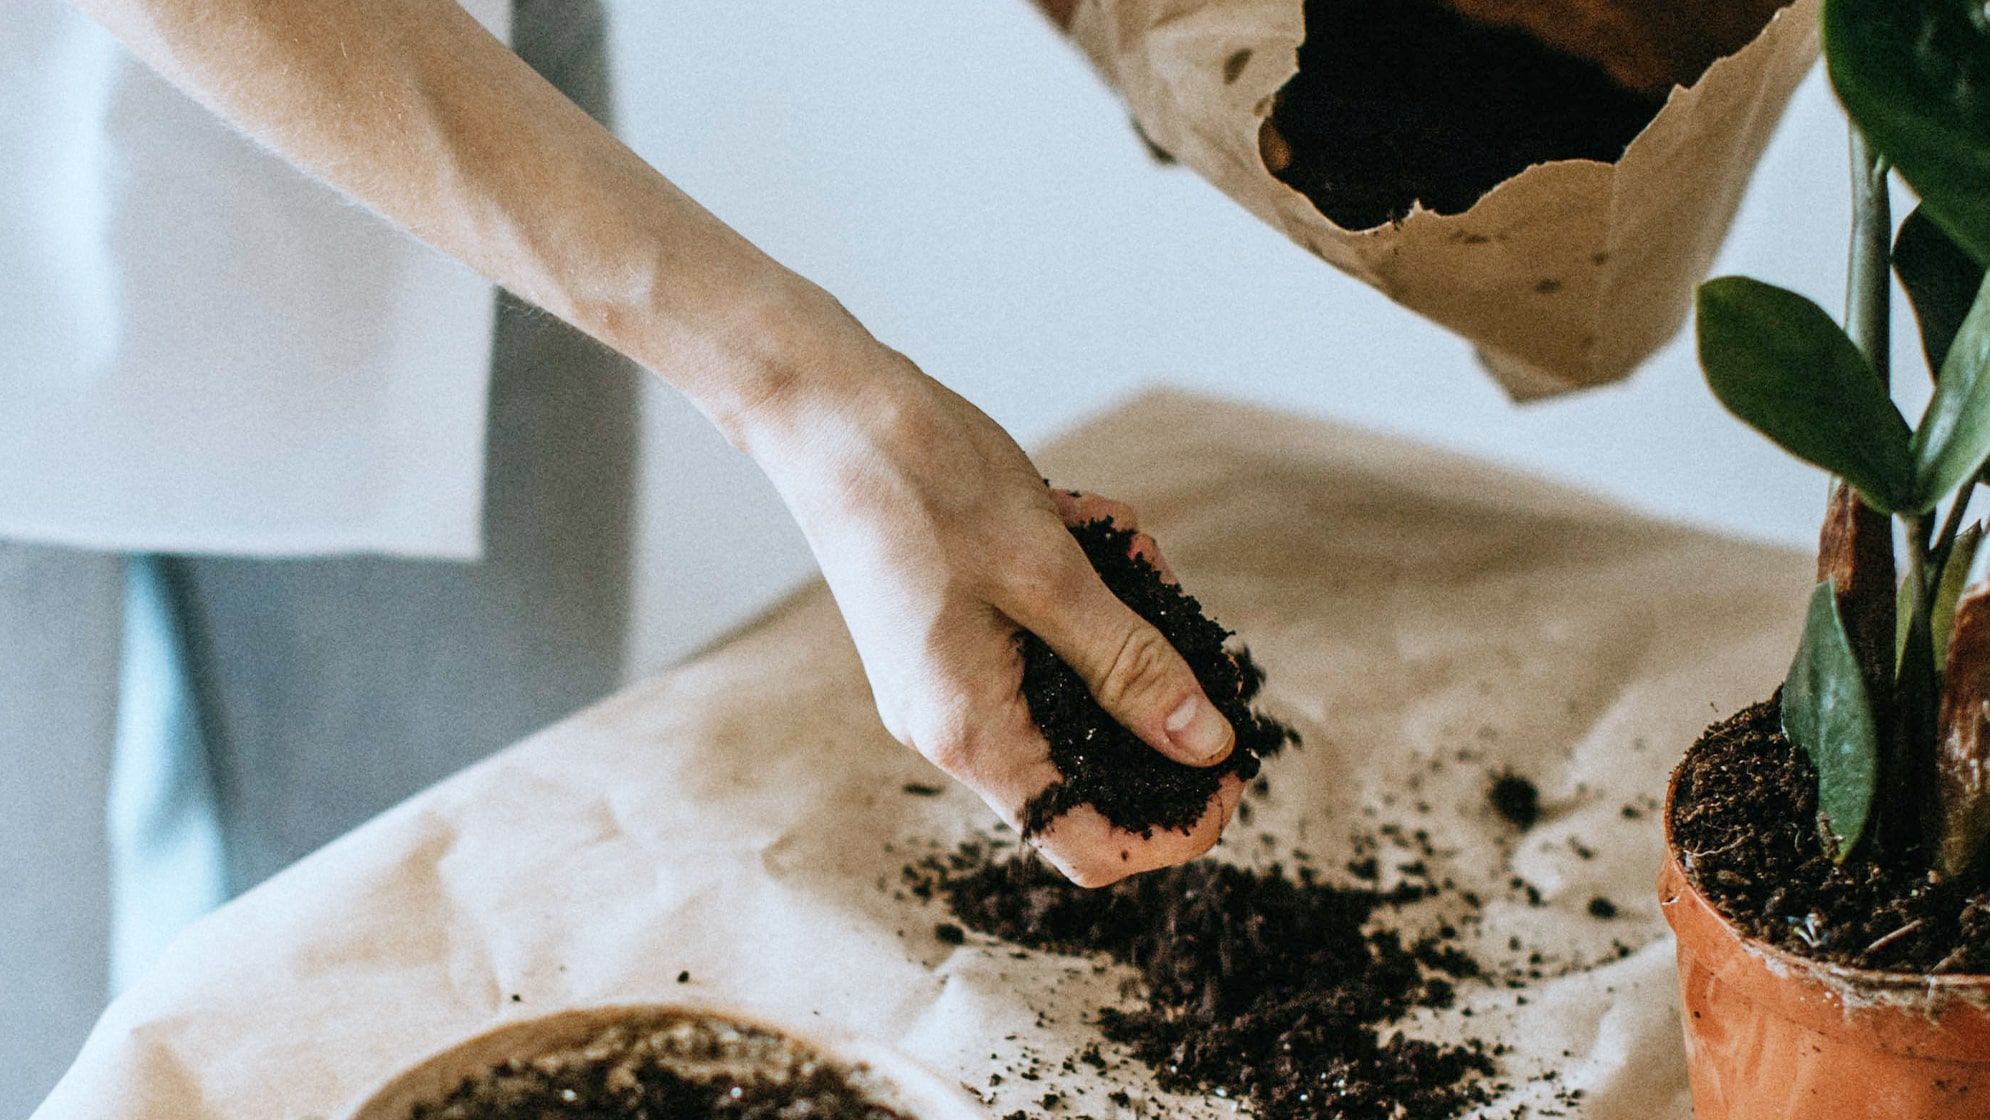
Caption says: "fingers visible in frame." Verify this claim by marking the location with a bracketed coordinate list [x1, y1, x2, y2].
[1033, 777, 1245, 888]
[1049, 489, 1137, 531]
[1013, 491, 1223, 766]
[1126, 529, 1177, 584]
[911, 676, 1240, 891]
[1051, 489, 1175, 583]
[999, 551, 1234, 770]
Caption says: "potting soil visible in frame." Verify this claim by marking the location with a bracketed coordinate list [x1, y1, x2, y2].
[1266, 0, 1664, 228]
[1673, 695, 1990, 974]
[917, 845, 1504, 1120]
[407, 1015, 910, 1120]
[1018, 517, 1299, 838]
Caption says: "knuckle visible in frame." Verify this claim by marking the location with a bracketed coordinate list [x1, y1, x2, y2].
[872, 695, 916, 750]
[1093, 626, 1175, 710]
[910, 708, 979, 777]
[996, 546, 1088, 612]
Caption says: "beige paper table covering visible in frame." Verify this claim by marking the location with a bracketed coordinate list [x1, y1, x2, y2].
[37, 392, 1811, 1120]
[1063, 0, 1820, 398]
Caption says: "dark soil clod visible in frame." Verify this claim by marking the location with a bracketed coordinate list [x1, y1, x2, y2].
[1266, 0, 1665, 229]
[924, 848, 1494, 1120]
[1017, 518, 1298, 839]
[1672, 695, 1990, 973]
[1488, 772, 1542, 830]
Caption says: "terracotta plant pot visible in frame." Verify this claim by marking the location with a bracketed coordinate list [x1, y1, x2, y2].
[343, 1003, 990, 1120]
[1659, 774, 1990, 1119]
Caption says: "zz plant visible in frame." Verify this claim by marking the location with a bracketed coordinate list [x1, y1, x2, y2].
[1697, 0, 1990, 882]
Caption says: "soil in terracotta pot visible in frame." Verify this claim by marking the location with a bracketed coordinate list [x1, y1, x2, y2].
[1017, 517, 1299, 839]
[1264, 0, 1665, 229]
[921, 846, 1496, 1120]
[408, 1015, 911, 1120]
[1672, 694, 1990, 974]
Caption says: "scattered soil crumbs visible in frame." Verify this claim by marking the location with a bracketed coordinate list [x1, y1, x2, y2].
[408, 1014, 910, 1120]
[1263, 0, 1663, 229]
[1487, 773, 1541, 830]
[1672, 694, 1990, 974]
[1018, 517, 1299, 838]
[917, 848, 1496, 1120]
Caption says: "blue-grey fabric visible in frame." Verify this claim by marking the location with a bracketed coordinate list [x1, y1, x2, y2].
[0, 542, 124, 1114]
[0, 0, 633, 1109]
[168, 282, 636, 893]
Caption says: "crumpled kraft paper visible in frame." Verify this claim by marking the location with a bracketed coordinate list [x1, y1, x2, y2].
[37, 391, 1811, 1120]
[1061, 0, 1820, 398]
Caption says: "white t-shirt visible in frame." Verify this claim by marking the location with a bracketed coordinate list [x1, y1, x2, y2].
[0, 0, 511, 560]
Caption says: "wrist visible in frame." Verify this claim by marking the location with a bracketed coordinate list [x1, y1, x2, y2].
[657, 275, 895, 454]
[705, 301, 923, 475]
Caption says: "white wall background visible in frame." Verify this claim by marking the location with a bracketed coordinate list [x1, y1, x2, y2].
[610, 0, 1932, 677]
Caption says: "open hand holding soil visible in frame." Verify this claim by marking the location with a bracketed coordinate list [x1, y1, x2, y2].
[1017, 516, 1298, 841]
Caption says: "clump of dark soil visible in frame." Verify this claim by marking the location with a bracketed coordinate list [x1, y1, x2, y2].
[923, 848, 1494, 1120]
[1263, 0, 1665, 229]
[1487, 772, 1541, 830]
[1672, 695, 1990, 973]
[1018, 517, 1299, 838]
[409, 1014, 909, 1120]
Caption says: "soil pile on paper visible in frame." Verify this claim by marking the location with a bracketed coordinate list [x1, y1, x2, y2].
[1018, 517, 1299, 838]
[1265, 0, 1663, 228]
[924, 848, 1495, 1120]
[408, 1015, 910, 1120]
[1673, 695, 1990, 973]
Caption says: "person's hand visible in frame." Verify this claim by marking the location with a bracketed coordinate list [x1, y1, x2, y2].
[736, 339, 1244, 887]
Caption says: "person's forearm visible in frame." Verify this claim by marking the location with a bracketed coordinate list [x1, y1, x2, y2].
[72, 0, 868, 438]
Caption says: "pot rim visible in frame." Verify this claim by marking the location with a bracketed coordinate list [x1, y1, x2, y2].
[338, 1000, 988, 1120]
[1662, 757, 1990, 996]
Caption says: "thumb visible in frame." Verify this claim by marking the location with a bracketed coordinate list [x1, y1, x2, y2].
[1002, 558, 1235, 767]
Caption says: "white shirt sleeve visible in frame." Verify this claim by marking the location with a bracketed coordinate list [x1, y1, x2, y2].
[0, 0, 512, 560]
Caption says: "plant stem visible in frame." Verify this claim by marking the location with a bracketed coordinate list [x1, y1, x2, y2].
[1846, 129, 1891, 383]
[1847, 125, 1928, 860]
[1906, 514, 1933, 605]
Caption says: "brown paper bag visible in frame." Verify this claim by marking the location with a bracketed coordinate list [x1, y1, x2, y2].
[1053, 0, 1820, 398]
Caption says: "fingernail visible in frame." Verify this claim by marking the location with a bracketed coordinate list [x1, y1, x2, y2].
[1165, 694, 1233, 763]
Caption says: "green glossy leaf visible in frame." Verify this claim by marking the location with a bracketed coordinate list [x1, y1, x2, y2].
[1698, 277, 1914, 511]
[1935, 524, 1986, 670]
[1912, 277, 1990, 507]
[1896, 206, 1987, 376]
[1784, 580, 1882, 860]
[1826, 0, 1990, 266]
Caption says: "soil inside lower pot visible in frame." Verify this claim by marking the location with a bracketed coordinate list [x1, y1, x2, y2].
[1671, 694, 1990, 974]
[921, 846, 1496, 1120]
[1264, 0, 1666, 229]
[407, 1015, 911, 1120]
[1017, 517, 1299, 839]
